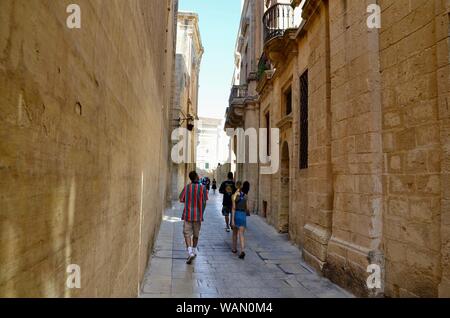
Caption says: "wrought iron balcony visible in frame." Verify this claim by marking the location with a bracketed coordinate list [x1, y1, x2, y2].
[229, 85, 248, 105]
[263, 4, 295, 44]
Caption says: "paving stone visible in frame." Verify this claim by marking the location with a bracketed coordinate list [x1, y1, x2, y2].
[279, 287, 316, 298]
[139, 293, 171, 298]
[317, 289, 352, 298]
[200, 293, 222, 298]
[194, 286, 219, 294]
[142, 277, 171, 294]
[278, 263, 310, 275]
[172, 271, 194, 279]
[238, 288, 282, 298]
[171, 293, 201, 298]
[140, 195, 353, 298]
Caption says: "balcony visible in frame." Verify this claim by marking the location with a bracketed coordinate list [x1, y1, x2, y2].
[225, 85, 248, 129]
[262, 3, 299, 65]
[229, 85, 248, 105]
[263, 4, 295, 44]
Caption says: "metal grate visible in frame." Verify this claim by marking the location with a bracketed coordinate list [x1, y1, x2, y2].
[300, 70, 308, 170]
[285, 87, 292, 115]
[265, 112, 271, 156]
[263, 4, 295, 43]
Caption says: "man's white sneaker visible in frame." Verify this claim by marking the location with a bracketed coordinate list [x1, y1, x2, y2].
[193, 247, 198, 256]
[186, 252, 196, 265]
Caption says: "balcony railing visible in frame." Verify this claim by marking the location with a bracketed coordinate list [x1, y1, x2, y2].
[229, 85, 248, 104]
[263, 4, 295, 43]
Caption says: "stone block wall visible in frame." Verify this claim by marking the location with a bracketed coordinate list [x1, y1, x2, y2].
[255, 0, 449, 298]
[0, 0, 176, 297]
[379, 0, 448, 297]
[258, 89, 279, 228]
[299, 0, 334, 273]
[437, 0, 450, 298]
[292, 34, 309, 248]
[326, 0, 384, 296]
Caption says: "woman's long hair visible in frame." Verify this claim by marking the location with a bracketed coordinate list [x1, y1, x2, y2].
[242, 181, 250, 195]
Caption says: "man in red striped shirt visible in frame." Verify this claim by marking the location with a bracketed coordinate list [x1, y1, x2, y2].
[179, 171, 209, 264]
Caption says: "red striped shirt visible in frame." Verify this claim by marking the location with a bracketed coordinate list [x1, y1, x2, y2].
[179, 182, 208, 222]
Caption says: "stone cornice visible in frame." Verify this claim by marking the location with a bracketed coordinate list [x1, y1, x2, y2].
[178, 12, 204, 59]
[301, 0, 322, 32]
[276, 114, 293, 130]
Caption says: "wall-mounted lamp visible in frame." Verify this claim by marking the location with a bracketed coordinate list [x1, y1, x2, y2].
[176, 114, 195, 131]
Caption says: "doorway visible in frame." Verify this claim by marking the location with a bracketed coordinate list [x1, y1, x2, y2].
[279, 142, 290, 233]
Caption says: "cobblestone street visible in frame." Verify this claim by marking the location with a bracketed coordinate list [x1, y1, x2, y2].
[140, 193, 353, 298]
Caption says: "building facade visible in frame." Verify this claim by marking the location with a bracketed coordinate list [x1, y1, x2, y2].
[226, 0, 450, 297]
[170, 12, 204, 200]
[0, 0, 178, 297]
[225, 0, 270, 213]
[197, 117, 226, 172]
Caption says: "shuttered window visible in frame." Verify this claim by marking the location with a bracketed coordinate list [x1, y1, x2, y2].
[300, 70, 308, 170]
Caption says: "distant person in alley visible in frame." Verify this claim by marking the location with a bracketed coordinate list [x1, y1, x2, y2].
[231, 181, 250, 259]
[179, 171, 208, 264]
[219, 172, 236, 232]
[212, 179, 217, 194]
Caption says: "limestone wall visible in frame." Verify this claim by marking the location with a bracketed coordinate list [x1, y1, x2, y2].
[325, 0, 384, 296]
[299, 0, 334, 273]
[258, 89, 279, 228]
[379, 0, 448, 298]
[437, 0, 450, 299]
[258, 0, 450, 297]
[291, 34, 309, 248]
[0, 0, 177, 297]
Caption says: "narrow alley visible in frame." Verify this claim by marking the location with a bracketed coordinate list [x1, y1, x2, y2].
[140, 194, 352, 298]
[1, 0, 450, 301]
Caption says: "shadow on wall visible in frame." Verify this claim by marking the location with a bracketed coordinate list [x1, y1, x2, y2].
[0, 173, 79, 297]
[0, 0, 172, 297]
[0, 39, 79, 296]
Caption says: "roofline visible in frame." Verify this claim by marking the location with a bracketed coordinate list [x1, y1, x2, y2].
[177, 11, 204, 55]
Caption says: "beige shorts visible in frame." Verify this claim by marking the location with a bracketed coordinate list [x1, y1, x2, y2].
[183, 221, 202, 239]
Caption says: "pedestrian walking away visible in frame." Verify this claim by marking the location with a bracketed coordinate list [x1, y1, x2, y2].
[206, 177, 211, 192]
[219, 172, 236, 232]
[231, 181, 250, 259]
[179, 171, 209, 264]
[212, 178, 217, 195]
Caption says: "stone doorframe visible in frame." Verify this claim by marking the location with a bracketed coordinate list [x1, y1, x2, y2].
[279, 141, 291, 233]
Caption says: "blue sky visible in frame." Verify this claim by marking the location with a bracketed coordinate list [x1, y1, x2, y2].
[179, 0, 242, 119]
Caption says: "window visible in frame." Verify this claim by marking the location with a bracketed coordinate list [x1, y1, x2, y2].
[205, 163, 209, 170]
[244, 45, 248, 80]
[300, 70, 308, 169]
[265, 111, 271, 156]
[284, 86, 292, 116]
